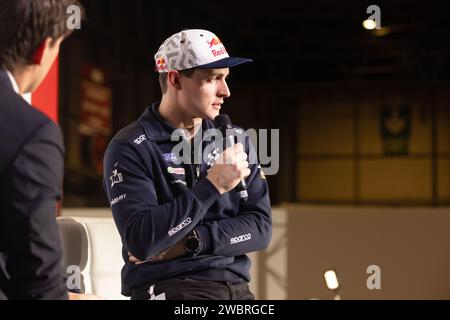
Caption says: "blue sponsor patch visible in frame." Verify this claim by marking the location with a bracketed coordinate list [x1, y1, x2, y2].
[162, 153, 179, 162]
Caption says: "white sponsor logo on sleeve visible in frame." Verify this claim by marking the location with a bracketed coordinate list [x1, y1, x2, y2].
[134, 135, 147, 145]
[168, 218, 192, 237]
[110, 169, 123, 188]
[111, 194, 127, 206]
[230, 233, 252, 245]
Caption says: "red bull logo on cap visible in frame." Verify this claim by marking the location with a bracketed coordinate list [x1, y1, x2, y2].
[156, 57, 167, 71]
[207, 37, 222, 48]
[212, 47, 227, 57]
[208, 37, 227, 58]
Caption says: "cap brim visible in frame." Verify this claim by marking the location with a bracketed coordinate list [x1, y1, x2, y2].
[196, 57, 253, 69]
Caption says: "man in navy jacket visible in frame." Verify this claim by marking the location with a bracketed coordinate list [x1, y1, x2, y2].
[103, 29, 272, 300]
[0, 0, 84, 300]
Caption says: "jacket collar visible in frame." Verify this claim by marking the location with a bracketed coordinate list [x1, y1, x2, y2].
[0, 70, 14, 91]
[138, 102, 215, 142]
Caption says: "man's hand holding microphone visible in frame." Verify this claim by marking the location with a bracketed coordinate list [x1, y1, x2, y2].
[206, 142, 250, 195]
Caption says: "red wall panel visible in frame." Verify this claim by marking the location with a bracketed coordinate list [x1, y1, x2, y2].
[32, 58, 59, 123]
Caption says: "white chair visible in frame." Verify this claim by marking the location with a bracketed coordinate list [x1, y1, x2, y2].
[57, 216, 128, 300]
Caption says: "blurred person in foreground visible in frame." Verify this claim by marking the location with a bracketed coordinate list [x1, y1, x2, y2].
[0, 0, 96, 300]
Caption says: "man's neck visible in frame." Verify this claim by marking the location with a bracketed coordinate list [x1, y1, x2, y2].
[10, 66, 32, 95]
[158, 98, 202, 139]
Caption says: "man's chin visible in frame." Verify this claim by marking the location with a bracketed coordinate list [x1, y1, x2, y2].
[204, 110, 220, 120]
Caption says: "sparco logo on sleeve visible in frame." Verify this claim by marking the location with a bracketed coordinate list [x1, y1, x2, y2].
[168, 218, 192, 237]
[230, 234, 252, 245]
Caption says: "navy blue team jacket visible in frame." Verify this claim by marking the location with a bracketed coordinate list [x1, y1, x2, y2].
[103, 103, 272, 296]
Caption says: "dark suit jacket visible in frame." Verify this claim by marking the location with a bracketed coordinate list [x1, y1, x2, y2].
[0, 70, 67, 299]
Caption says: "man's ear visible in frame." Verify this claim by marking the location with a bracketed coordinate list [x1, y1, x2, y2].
[32, 38, 52, 65]
[167, 70, 182, 90]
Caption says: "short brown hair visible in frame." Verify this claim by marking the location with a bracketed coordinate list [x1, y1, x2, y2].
[0, 0, 85, 69]
[159, 68, 196, 94]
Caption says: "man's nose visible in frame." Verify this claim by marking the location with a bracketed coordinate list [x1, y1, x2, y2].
[218, 80, 231, 98]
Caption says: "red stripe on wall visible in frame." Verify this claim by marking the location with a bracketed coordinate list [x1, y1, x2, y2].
[32, 57, 59, 123]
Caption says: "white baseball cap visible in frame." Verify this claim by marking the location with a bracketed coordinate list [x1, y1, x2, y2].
[154, 29, 253, 73]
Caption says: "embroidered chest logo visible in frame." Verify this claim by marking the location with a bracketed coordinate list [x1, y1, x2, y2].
[207, 147, 220, 166]
[162, 153, 179, 163]
[167, 167, 185, 175]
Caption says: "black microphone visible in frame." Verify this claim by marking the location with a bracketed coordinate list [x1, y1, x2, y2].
[214, 114, 248, 202]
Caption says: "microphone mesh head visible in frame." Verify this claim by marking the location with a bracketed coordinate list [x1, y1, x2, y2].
[214, 114, 231, 128]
